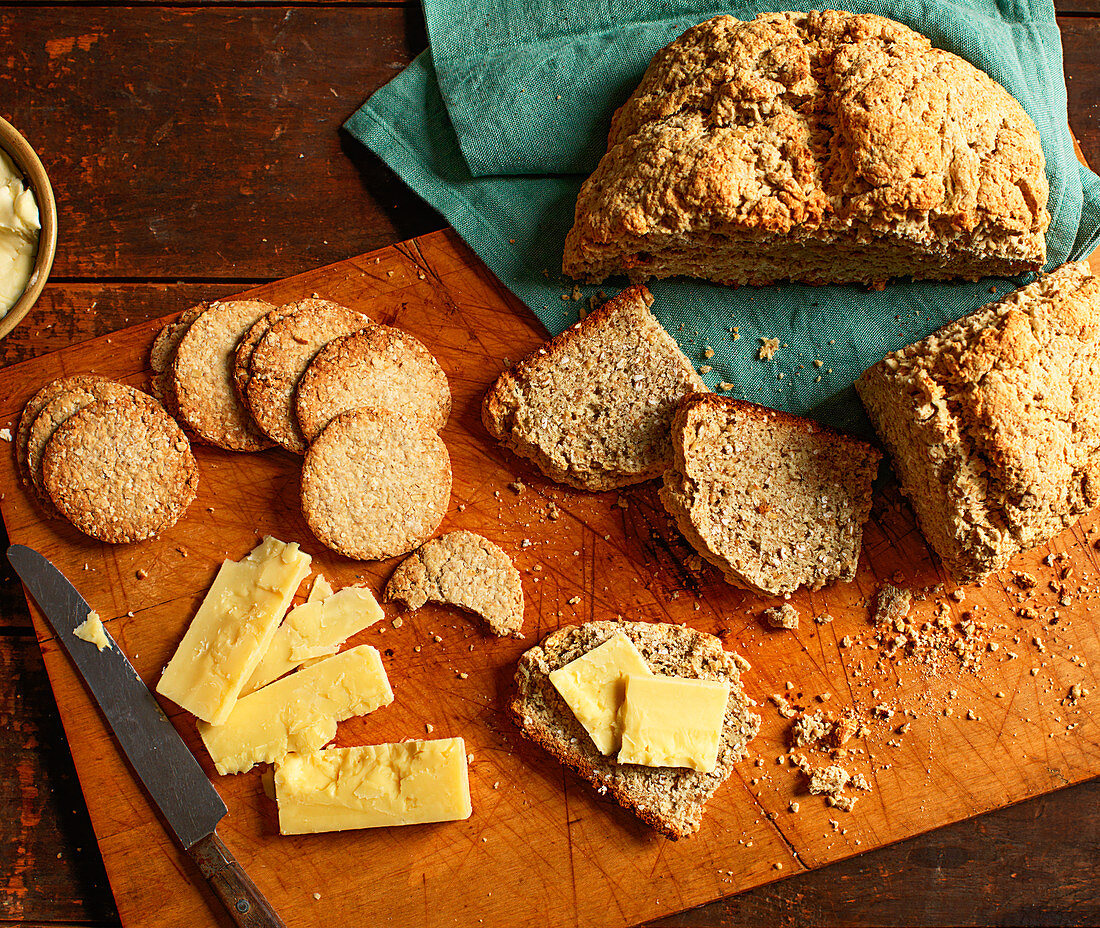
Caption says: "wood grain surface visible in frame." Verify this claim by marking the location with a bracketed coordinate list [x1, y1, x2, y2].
[2, 229, 1100, 928]
[1, 2, 1099, 927]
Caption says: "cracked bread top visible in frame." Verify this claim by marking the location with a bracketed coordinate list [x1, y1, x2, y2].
[564, 10, 1048, 279]
[856, 262, 1100, 580]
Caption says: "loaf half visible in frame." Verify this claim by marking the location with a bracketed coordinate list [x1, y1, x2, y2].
[482, 286, 706, 490]
[660, 394, 881, 596]
[512, 620, 759, 839]
[564, 11, 1049, 288]
[855, 262, 1100, 583]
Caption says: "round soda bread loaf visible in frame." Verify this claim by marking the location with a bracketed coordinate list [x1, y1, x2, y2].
[295, 325, 451, 444]
[385, 530, 522, 637]
[563, 11, 1049, 288]
[42, 393, 199, 543]
[246, 298, 375, 454]
[300, 407, 451, 560]
[171, 300, 277, 451]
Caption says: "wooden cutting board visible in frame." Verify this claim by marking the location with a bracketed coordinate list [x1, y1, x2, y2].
[1, 228, 1098, 928]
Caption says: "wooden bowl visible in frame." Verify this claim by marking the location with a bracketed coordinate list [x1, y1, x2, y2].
[0, 116, 57, 340]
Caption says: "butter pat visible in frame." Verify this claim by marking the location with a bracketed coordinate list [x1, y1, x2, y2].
[73, 611, 110, 651]
[198, 645, 393, 775]
[156, 537, 312, 725]
[241, 586, 384, 696]
[617, 674, 730, 773]
[275, 738, 472, 835]
[548, 632, 652, 754]
[0, 147, 40, 319]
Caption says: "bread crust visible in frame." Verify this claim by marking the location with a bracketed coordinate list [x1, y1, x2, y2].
[482, 285, 706, 490]
[856, 262, 1100, 582]
[564, 11, 1049, 286]
[512, 620, 759, 839]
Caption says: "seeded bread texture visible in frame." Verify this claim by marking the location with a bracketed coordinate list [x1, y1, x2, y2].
[171, 300, 277, 451]
[482, 286, 706, 491]
[855, 262, 1100, 582]
[563, 11, 1048, 287]
[42, 394, 198, 543]
[246, 299, 375, 454]
[660, 394, 881, 596]
[301, 407, 451, 560]
[512, 620, 759, 839]
[385, 531, 523, 637]
[296, 325, 451, 443]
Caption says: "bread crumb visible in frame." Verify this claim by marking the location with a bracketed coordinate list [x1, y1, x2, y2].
[762, 603, 799, 629]
[758, 337, 780, 360]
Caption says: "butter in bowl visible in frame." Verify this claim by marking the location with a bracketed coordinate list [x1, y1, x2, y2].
[0, 115, 57, 339]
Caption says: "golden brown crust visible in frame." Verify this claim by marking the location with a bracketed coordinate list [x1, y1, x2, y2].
[564, 11, 1049, 286]
[856, 262, 1100, 581]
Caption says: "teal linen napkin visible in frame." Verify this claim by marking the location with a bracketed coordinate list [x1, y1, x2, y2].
[345, 1, 1100, 431]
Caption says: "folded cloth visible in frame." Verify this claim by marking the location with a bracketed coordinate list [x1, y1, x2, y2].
[345, 0, 1100, 429]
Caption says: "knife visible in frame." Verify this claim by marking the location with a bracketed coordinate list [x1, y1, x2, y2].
[8, 544, 286, 928]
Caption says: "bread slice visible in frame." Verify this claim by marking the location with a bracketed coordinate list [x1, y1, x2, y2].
[512, 620, 759, 840]
[855, 262, 1100, 582]
[563, 11, 1048, 287]
[482, 286, 706, 490]
[660, 394, 881, 596]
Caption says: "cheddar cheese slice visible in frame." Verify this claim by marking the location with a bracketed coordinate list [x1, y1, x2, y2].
[241, 586, 384, 696]
[274, 738, 472, 835]
[198, 644, 393, 775]
[156, 537, 312, 725]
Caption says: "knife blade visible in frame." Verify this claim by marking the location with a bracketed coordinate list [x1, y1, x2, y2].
[8, 544, 286, 928]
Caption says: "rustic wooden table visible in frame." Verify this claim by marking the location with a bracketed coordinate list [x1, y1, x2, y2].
[1, 3, 1098, 926]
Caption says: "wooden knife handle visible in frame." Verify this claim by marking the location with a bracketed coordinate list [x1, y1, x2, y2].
[188, 832, 286, 928]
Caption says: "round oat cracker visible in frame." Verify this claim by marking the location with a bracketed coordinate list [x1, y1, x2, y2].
[17, 375, 113, 491]
[149, 305, 205, 418]
[231, 302, 299, 407]
[301, 407, 451, 560]
[43, 394, 198, 543]
[25, 379, 151, 515]
[171, 300, 277, 451]
[246, 299, 375, 455]
[295, 326, 451, 444]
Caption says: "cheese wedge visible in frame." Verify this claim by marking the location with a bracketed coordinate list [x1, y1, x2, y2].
[275, 738, 472, 835]
[617, 674, 730, 774]
[156, 537, 312, 725]
[307, 574, 333, 603]
[73, 611, 110, 651]
[241, 586, 384, 696]
[548, 632, 652, 754]
[198, 645, 393, 775]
